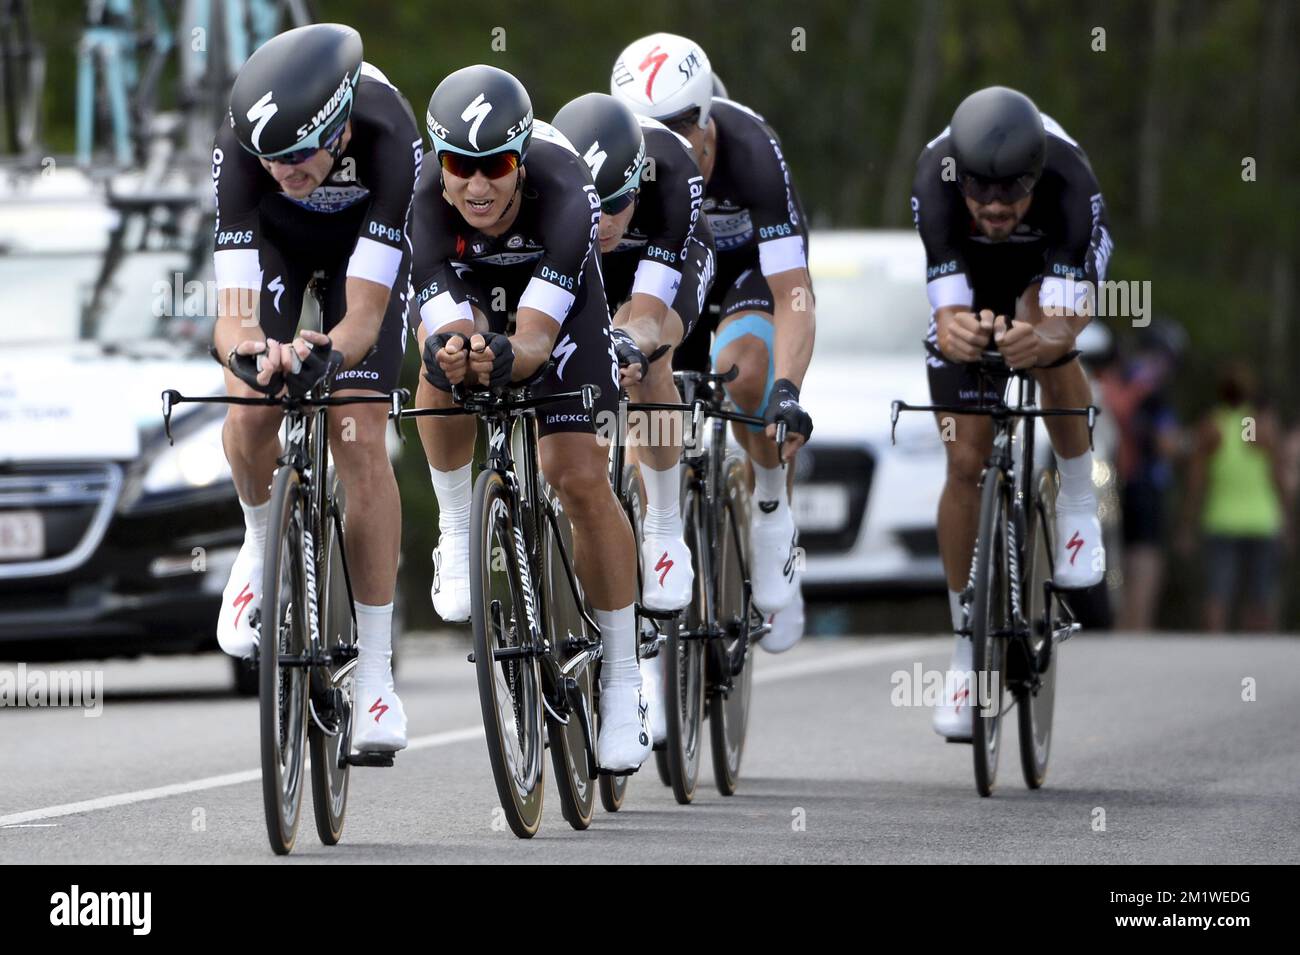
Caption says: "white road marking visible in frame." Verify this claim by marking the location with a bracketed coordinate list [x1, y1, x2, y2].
[0, 639, 944, 827]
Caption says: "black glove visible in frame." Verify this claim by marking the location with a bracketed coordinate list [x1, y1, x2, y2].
[227, 346, 284, 396]
[763, 378, 813, 443]
[476, 332, 515, 390]
[422, 332, 470, 392]
[284, 339, 343, 397]
[609, 327, 649, 381]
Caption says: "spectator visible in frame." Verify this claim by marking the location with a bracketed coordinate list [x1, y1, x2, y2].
[1178, 362, 1289, 632]
[1098, 321, 1184, 631]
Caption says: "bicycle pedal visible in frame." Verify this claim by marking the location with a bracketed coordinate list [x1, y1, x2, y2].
[597, 766, 639, 778]
[346, 751, 396, 767]
[636, 603, 679, 622]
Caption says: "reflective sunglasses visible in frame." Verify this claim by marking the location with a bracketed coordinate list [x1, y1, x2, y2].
[439, 150, 521, 180]
[600, 190, 637, 216]
[959, 172, 1037, 205]
[263, 107, 349, 166]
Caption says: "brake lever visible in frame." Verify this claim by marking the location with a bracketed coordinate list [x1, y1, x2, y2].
[389, 388, 408, 444]
[776, 421, 788, 465]
[161, 389, 178, 445]
[890, 400, 901, 445]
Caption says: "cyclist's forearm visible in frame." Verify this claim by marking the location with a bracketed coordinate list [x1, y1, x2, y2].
[214, 292, 264, 364]
[327, 278, 391, 368]
[614, 293, 669, 352]
[509, 309, 559, 380]
[769, 271, 815, 387]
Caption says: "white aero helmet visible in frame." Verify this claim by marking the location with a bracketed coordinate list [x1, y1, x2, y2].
[610, 32, 713, 130]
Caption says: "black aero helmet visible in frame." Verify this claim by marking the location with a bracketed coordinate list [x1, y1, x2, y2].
[425, 65, 533, 162]
[229, 23, 362, 160]
[949, 86, 1045, 201]
[551, 93, 646, 204]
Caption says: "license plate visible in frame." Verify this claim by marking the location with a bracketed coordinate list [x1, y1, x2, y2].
[0, 510, 44, 561]
[792, 485, 850, 533]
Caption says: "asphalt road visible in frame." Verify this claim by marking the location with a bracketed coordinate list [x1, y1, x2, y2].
[1, 632, 1297, 863]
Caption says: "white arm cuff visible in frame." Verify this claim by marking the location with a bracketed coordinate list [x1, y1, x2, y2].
[926, 272, 973, 311]
[630, 259, 682, 308]
[758, 235, 807, 276]
[517, 277, 572, 326]
[419, 291, 473, 333]
[345, 236, 404, 288]
[214, 249, 262, 291]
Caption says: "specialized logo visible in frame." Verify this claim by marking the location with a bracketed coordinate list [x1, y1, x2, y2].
[268, 274, 284, 313]
[462, 93, 493, 149]
[369, 697, 389, 722]
[758, 499, 779, 514]
[953, 682, 970, 715]
[246, 91, 279, 153]
[654, 551, 673, 587]
[782, 531, 798, 581]
[1066, 531, 1084, 566]
[638, 45, 669, 100]
[583, 140, 608, 179]
[552, 333, 578, 379]
[231, 583, 255, 629]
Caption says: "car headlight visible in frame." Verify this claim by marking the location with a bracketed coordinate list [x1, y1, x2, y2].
[142, 415, 231, 493]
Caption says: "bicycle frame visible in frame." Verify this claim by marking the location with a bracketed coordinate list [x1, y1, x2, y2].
[891, 353, 1094, 695]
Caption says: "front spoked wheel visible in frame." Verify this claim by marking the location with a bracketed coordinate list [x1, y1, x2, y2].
[260, 467, 310, 855]
[971, 468, 1010, 797]
[1018, 471, 1059, 789]
[709, 456, 753, 797]
[309, 485, 353, 846]
[471, 469, 546, 838]
[539, 491, 597, 831]
[665, 471, 707, 804]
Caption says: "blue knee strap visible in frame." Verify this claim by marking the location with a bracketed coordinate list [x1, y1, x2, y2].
[710, 313, 775, 432]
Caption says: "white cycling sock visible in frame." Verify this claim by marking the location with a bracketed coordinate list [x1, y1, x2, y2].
[752, 460, 787, 513]
[596, 605, 639, 688]
[355, 601, 394, 685]
[240, 499, 270, 553]
[1056, 451, 1095, 508]
[430, 463, 472, 536]
[948, 589, 965, 632]
[640, 462, 682, 539]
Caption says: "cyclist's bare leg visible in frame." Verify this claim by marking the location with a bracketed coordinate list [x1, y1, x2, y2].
[538, 430, 637, 611]
[328, 395, 399, 605]
[619, 302, 684, 472]
[220, 374, 283, 505]
[712, 313, 781, 470]
[1015, 285, 1091, 458]
[937, 412, 994, 592]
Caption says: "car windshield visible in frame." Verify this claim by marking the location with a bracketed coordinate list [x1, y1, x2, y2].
[0, 250, 204, 345]
[0, 183, 212, 347]
[809, 241, 931, 356]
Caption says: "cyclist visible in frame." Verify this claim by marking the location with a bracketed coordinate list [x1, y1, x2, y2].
[412, 66, 651, 771]
[213, 23, 421, 752]
[912, 86, 1111, 740]
[610, 34, 815, 638]
[551, 92, 713, 744]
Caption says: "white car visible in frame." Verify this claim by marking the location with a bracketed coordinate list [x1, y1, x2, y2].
[795, 230, 947, 592]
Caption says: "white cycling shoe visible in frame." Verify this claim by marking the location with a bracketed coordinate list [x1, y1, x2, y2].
[598, 681, 652, 772]
[932, 635, 974, 742]
[760, 585, 805, 654]
[1053, 499, 1105, 589]
[217, 540, 262, 659]
[431, 530, 471, 623]
[640, 535, 693, 612]
[750, 503, 799, 615]
[639, 651, 668, 746]
[352, 673, 408, 753]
